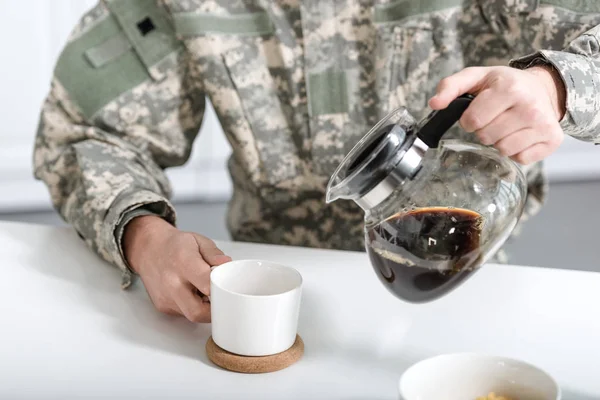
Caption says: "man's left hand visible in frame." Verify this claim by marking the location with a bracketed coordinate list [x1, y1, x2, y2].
[429, 65, 567, 165]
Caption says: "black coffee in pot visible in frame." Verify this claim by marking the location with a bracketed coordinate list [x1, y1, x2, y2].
[366, 207, 483, 303]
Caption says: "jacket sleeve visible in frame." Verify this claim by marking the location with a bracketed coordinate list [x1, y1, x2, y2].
[510, 25, 600, 143]
[33, 2, 205, 288]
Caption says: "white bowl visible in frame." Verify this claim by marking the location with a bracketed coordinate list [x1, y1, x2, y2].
[399, 353, 560, 400]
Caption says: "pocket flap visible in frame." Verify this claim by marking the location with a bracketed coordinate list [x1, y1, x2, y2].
[173, 11, 274, 36]
[222, 43, 302, 185]
[374, 0, 462, 24]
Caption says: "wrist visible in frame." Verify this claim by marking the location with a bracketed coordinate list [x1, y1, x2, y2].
[527, 65, 566, 121]
[123, 215, 173, 274]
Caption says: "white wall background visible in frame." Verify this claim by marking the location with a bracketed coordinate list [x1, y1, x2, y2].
[0, 0, 233, 212]
[0, 0, 598, 213]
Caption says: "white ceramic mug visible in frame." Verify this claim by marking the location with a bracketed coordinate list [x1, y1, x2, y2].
[210, 259, 303, 356]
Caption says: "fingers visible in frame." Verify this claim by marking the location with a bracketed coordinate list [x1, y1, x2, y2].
[428, 65, 564, 165]
[147, 231, 233, 323]
[494, 128, 540, 157]
[511, 143, 549, 165]
[139, 229, 231, 323]
[511, 136, 563, 165]
[192, 233, 232, 266]
[459, 87, 515, 133]
[184, 256, 212, 297]
[474, 107, 529, 145]
[498, 117, 563, 164]
[171, 282, 211, 323]
[429, 67, 489, 109]
[182, 233, 231, 296]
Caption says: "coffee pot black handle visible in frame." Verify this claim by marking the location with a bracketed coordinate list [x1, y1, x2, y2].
[416, 94, 474, 148]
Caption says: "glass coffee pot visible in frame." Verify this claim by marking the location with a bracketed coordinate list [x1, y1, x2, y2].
[326, 95, 527, 303]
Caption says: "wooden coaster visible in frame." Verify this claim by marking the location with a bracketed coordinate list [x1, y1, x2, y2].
[206, 335, 304, 374]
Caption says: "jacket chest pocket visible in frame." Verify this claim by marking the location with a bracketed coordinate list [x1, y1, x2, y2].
[479, 0, 600, 53]
[222, 39, 305, 188]
[175, 10, 307, 190]
[376, 23, 435, 118]
[373, 1, 462, 120]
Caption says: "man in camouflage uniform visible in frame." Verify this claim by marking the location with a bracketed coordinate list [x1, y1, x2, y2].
[34, 0, 600, 322]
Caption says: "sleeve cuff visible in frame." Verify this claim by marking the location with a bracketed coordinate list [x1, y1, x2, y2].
[102, 190, 177, 289]
[510, 50, 600, 142]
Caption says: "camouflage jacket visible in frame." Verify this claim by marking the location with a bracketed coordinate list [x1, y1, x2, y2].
[34, 0, 600, 288]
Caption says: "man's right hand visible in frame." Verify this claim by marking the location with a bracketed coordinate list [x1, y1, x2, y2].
[123, 215, 231, 323]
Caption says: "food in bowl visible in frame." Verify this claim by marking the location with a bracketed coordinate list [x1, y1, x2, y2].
[477, 393, 513, 400]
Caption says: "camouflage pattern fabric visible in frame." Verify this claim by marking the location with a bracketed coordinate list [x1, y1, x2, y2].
[34, 0, 600, 287]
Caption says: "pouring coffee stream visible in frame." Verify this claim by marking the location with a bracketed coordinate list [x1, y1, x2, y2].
[326, 95, 527, 303]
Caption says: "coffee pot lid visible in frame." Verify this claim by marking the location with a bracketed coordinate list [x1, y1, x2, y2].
[326, 95, 473, 210]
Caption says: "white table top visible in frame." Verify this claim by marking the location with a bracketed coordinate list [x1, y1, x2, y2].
[1, 221, 598, 399]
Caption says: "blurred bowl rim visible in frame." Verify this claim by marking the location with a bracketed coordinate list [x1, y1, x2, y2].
[399, 352, 561, 400]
